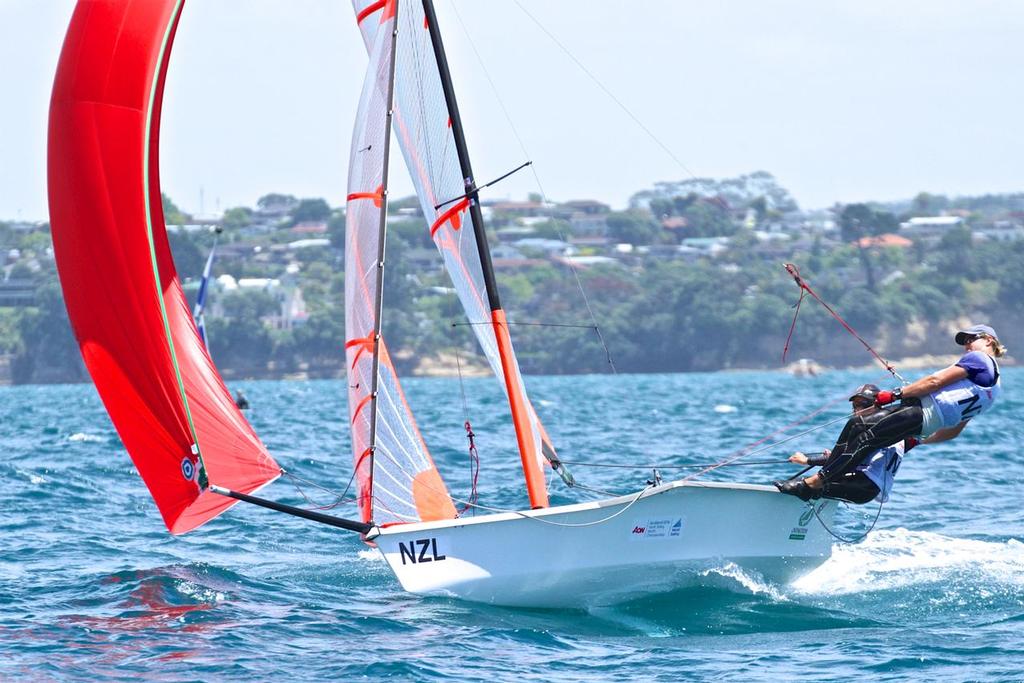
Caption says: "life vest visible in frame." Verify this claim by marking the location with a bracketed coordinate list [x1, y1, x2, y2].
[927, 356, 1001, 431]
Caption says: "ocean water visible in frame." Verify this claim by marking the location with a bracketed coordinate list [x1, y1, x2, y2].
[2, 368, 1022, 681]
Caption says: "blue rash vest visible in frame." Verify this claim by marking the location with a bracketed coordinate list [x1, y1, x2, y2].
[919, 351, 1001, 437]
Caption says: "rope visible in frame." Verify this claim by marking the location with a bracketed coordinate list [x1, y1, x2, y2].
[556, 458, 819, 470]
[783, 263, 906, 383]
[782, 286, 807, 364]
[456, 420, 481, 514]
[436, 484, 654, 528]
[680, 393, 854, 482]
[282, 468, 358, 511]
[814, 499, 884, 544]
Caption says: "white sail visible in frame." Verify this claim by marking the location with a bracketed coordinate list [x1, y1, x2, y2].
[353, 0, 555, 505]
[345, 1, 456, 525]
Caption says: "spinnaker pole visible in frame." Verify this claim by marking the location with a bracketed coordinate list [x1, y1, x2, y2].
[210, 485, 376, 536]
[421, 0, 548, 509]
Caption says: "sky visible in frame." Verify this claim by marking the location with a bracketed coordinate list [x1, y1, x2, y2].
[3, 0, 1023, 222]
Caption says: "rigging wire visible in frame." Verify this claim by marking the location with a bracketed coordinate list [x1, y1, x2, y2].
[386, 483, 656, 528]
[447, 0, 618, 375]
[556, 457, 825, 470]
[783, 263, 907, 384]
[447, 266, 482, 512]
[507, 0, 700, 182]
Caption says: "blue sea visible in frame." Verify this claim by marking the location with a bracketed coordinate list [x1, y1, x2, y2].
[2, 369, 1022, 681]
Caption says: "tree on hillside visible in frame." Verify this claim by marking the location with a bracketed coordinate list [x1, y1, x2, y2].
[221, 207, 253, 231]
[681, 199, 736, 238]
[161, 193, 190, 225]
[257, 193, 298, 213]
[838, 203, 899, 289]
[11, 281, 83, 384]
[291, 198, 331, 225]
[910, 192, 949, 216]
[167, 230, 205, 279]
[606, 210, 660, 245]
[327, 210, 346, 252]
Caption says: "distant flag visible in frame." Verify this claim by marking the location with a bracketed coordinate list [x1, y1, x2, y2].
[193, 234, 219, 348]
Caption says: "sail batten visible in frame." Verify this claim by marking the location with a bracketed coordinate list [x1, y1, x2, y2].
[345, 1, 457, 525]
[352, 0, 553, 508]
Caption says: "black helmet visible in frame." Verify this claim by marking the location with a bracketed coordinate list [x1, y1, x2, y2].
[848, 383, 880, 402]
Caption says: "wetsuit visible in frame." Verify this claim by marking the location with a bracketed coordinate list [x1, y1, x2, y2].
[808, 440, 911, 504]
[818, 352, 1000, 492]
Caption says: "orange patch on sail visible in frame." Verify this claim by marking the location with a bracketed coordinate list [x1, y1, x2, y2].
[347, 184, 384, 208]
[430, 197, 469, 238]
[412, 468, 458, 521]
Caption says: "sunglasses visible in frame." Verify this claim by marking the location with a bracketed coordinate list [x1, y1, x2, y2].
[851, 398, 874, 409]
[963, 334, 989, 345]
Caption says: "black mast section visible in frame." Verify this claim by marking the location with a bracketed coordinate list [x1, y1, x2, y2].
[422, 0, 502, 312]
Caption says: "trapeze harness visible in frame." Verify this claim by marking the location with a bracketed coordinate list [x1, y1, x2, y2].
[817, 352, 1001, 497]
[804, 439, 910, 504]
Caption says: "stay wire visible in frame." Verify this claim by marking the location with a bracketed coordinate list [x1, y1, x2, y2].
[446, 266, 481, 513]
[508, 0, 699, 181]
[435, 483, 655, 528]
[783, 263, 907, 384]
[557, 457, 824, 470]
[448, 0, 617, 374]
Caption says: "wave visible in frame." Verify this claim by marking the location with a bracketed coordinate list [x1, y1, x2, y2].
[68, 432, 105, 443]
[791, 527, 1024, 596]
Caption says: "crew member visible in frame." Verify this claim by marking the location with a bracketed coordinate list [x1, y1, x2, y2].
[776, 324, 1005, 500]
[781, 384, 916, 503]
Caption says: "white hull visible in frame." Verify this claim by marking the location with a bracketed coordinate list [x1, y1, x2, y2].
[372, 480, 835, 608]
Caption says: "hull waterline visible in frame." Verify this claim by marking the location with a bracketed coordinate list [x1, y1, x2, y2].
[372, 480, 835, 608]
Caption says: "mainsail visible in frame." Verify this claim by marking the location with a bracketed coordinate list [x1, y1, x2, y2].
[345, 0, 457, 525]
[48, 0, 279, 534]
[352, 0, 554, 508]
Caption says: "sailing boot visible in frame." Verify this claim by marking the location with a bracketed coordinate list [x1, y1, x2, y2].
[773, 478, 822, 502]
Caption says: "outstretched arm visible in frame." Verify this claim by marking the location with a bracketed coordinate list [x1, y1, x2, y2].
[921, 421, 968, 445]
[900, 365, 969, 400]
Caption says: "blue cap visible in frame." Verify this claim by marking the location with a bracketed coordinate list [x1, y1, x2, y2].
[955, 324, 998, 345]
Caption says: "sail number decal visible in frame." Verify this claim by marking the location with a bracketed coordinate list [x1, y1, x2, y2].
[398, 538, 446, 565]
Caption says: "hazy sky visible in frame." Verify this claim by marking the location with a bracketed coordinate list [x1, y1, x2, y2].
[3, 1, 1023, 221]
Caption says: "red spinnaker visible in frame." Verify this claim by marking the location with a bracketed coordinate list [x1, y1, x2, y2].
[48, 0, 279, 534]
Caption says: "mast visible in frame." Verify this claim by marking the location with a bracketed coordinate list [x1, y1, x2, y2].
[421, 0, 548, 509]
[364, 0, 402, 515]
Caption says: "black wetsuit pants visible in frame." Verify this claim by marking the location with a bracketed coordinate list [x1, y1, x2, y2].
[822, 471, 882, 505]
[817, 403, 924, 504]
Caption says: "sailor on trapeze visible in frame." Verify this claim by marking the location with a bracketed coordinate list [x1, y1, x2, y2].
[776, 324, 1005, 502]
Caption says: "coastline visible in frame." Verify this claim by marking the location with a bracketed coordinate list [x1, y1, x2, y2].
[1, 351, 1013, 387]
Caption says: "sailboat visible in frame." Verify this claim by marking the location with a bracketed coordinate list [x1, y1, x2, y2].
[191, 228, 219, 350]
[47, 0, 834, 608]
[190, 228, 249, 411]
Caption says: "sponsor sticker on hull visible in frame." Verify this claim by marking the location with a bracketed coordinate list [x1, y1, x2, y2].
[630, 518, 684, 540]
[790, 501, 830, 540]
